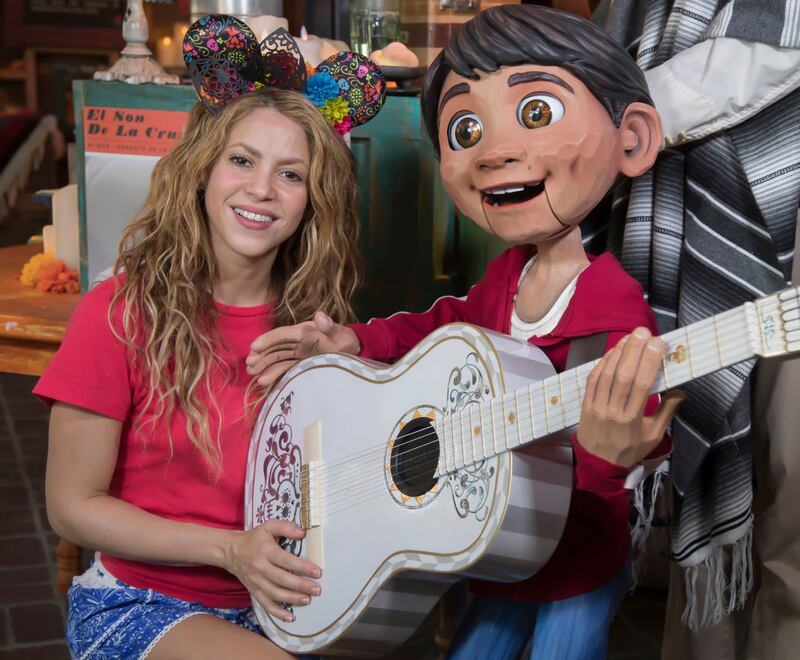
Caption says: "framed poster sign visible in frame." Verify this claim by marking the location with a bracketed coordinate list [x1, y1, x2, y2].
[74, 80, 194, 288]
[3, 0, 125, 49]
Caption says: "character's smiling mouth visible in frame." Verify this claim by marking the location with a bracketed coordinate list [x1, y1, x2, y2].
[482, 181, 545, 207]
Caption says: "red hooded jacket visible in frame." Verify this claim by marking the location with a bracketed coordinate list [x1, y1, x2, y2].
[350, 246, 668, 602]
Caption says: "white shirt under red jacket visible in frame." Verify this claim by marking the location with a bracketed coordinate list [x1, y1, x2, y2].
[349, 246, 671, 602]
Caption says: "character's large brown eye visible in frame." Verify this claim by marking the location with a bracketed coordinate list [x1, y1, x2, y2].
[447, 112, 483, 151]
[517, 94, 564, 129]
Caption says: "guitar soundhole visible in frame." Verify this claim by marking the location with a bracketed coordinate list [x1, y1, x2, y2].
[390, 417, 439, 498]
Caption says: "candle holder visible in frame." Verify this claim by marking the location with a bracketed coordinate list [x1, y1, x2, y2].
[94, 0, 180, 85]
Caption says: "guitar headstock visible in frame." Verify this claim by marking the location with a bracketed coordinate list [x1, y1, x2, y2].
[750, 286, 800, 357]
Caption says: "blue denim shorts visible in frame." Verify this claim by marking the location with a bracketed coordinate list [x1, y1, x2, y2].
[66, 555, 263, 659]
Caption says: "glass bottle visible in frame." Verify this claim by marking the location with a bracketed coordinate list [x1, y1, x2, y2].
[349, 0, 401, 58]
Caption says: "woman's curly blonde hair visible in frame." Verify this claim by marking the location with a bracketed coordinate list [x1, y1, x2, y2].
[110, 89, 361, 474]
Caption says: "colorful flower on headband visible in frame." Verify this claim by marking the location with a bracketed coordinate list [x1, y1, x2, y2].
[322, 97, 350, 125]
[333, 116, 353, 136]
[184, 15, 387, 135]
[306, 72, 340, 107]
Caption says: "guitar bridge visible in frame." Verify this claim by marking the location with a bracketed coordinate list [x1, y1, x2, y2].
[300, 462, 314, 530]
[301, 422, 324, 568]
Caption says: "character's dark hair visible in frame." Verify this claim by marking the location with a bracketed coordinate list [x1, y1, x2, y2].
[421, 5, 653, 159]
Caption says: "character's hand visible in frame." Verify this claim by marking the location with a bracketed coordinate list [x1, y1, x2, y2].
[223, 520, 321, 622]
[246, 311, 361, 388]
[577, 327, 684, 467]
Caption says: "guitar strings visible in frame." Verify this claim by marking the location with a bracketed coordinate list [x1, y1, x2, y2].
[312, 330, 764, 515]
[299, 302, 752, 493]
[252, 300, 774, 520]
[305, 305, 754, 490]
[310, 316, 760, 514]
[311, 297, 797, 515]
[305, 302, 757, 482]
[291, 309, 756, 515]
[307, 313, 755, 515]
[309, 315, 757, 517]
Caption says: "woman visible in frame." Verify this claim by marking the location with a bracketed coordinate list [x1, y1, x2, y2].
[35, 88, 361, 659]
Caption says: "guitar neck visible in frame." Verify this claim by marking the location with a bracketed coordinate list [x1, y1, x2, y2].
[434, 287, 800, 476]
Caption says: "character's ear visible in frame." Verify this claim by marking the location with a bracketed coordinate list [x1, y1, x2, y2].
[618, 102, 663, 178]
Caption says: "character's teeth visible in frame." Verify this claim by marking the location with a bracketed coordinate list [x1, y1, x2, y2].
[486, 185, 528, 195]
[483, 180, 545, 207]
[235, 208, 273, 223]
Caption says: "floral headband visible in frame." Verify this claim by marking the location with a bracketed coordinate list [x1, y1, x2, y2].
[183, 14, 387, 136]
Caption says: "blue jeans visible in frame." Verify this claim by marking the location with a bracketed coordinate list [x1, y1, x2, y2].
[447, 560, 631, 660]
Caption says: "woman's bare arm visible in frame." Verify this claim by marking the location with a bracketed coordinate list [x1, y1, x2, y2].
[46, 402, 320, 621]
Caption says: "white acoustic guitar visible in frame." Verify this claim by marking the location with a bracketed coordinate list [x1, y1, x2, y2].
[244, 287, 800, 656]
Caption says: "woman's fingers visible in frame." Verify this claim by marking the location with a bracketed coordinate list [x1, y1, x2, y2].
[262, 521, 321, 577]
[279, 552, 322, 581]
[255, 594, 295, 622]
[264, 561, 320, 597]
[261, 576, 311, 605]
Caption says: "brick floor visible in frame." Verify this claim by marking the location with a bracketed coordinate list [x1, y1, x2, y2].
[0, 374, 68, 658]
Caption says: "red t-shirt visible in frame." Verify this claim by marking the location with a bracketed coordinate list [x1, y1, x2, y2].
[34, 276, 272, 608]
[350, 247, 668, 602]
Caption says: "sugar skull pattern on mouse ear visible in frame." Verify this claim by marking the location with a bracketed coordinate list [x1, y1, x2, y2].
[184, 14, 386, 135]
[184, 15, 307, 114]
[258, 27, 307, 92]
[312, 52, 387, 134]
[183, 14, 261, 115]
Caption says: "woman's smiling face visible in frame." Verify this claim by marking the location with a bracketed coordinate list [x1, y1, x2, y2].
[204, 107, 310, 268]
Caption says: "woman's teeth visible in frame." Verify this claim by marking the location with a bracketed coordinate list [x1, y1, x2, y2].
[234, 207, 273, 223]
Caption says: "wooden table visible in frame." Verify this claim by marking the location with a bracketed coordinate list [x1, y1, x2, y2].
[0, 243, 81, 594]
[0, 243, 78, 375]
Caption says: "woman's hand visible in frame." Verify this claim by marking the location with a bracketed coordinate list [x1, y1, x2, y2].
[577, 327, 685, 467]
[247, 311, 360, 388]
[223, 520, 321, 622]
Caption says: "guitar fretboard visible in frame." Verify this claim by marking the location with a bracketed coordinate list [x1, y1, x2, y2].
[433, 287, 799, 476]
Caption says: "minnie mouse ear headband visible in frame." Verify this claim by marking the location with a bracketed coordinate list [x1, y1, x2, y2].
[183, 14, 387, 136]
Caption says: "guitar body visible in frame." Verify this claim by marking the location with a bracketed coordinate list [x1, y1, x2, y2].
[244, 323, 574, 656]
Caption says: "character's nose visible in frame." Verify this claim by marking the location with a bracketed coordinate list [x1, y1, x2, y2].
[475, 144, 526, 171]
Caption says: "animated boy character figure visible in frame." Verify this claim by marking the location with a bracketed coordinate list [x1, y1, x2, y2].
[248, 5, 684, 658]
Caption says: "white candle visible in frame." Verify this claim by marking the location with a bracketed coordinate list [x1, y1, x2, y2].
[298, 25, 324, 67]
[247, 15, 290, 43]
[52, 184, 79, 271]
[42, 225, 55, 255]
[329, 39, 350, 52]
[318, 39, 345, 62]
